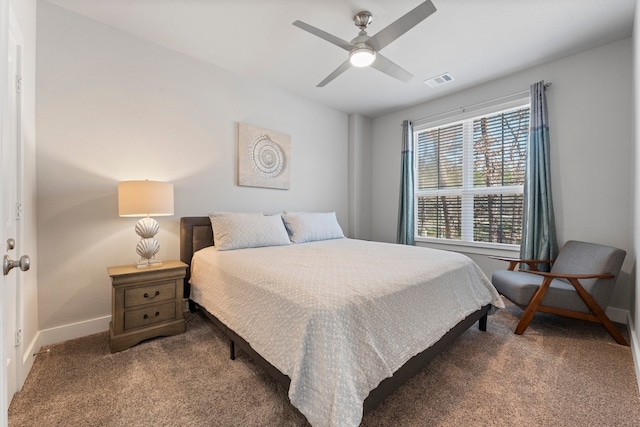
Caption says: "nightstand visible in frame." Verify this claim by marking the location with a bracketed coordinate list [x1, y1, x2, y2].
[108, 260, 187, 352]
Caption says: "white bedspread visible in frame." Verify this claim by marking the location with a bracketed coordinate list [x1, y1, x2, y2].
[190, 238, 503, 427]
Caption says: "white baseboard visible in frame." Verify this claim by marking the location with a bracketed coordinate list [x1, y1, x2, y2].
[13, 315, 110, 393]
[36, 315, 111, 349]
[627, 312, 640, 395]
[18, 331, 39, 389]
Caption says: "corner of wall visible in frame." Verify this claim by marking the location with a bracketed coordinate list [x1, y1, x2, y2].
[627, 312, 640, 394]
[348, 114, 373, 240]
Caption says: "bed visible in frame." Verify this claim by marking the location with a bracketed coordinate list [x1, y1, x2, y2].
[180, 215, 503, 427]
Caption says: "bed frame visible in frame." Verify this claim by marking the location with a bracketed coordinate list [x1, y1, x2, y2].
[180, 216, 490, 414]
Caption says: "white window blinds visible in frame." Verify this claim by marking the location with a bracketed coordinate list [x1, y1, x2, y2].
[414, 102, 530, 246]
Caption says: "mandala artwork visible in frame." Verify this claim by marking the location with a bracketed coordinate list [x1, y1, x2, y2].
[238, 123, 291, 189]
[249, 134, 285, 178]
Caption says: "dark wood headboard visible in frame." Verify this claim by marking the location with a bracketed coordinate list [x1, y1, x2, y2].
[180, 216, 213, 298]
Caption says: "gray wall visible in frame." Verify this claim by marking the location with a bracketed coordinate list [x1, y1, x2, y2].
[35, 1, 637, 360]
[36, 2, 349, 331]
[371, 38, 634, 317]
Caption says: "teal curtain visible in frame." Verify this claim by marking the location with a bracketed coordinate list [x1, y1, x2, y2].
[521, 81, 558, 268]
[397, 120, 415, 245]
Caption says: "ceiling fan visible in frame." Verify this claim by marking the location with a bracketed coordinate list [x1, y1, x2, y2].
[293, 1, 437, 87]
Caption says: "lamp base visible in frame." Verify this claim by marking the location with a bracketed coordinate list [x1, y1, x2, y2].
[135, 258, 163, 269]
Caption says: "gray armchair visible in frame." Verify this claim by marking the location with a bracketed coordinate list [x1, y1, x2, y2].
[491, 240, 627, 345]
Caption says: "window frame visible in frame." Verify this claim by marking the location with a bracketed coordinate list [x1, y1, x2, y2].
[412, 95, 530, 253]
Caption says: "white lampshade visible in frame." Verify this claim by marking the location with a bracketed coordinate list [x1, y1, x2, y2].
[118, 180, 174, 217]
[349, 48, 376, 67]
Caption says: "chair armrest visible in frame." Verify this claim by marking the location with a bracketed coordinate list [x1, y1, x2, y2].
[522, 270, 614, 280]
[489, 256, 555, 271]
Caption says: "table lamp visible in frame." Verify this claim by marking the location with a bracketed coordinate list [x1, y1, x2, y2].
[118, 180, 174, 268]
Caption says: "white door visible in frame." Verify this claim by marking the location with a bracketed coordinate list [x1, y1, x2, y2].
[0, 0, 9, 424]
[2, 8, 27, 423]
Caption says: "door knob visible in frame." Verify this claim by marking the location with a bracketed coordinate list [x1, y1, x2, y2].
[3, 254, 30, 276]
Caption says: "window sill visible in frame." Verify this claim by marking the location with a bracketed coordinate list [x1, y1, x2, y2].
[414, 237, 520, 257]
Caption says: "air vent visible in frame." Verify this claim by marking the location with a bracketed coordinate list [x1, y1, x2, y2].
[424, 72, 454, 87]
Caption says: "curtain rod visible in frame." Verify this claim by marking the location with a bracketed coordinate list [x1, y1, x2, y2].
[410, 82, 552, 126]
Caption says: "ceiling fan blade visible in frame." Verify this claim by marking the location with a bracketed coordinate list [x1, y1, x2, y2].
[317, 60, 352, 87]
[370, 53, 413, 82]
[292, 20, 354, 51]
[368, 0, 437, 52]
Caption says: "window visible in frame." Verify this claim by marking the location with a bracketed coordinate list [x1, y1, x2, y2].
[414, 103, 530, 247]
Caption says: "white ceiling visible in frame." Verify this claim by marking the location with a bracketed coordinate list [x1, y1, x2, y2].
[43, 0, 636, 118]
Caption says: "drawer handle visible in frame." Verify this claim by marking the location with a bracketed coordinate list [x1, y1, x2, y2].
[143, 291, 160, 299]
[143, 312, 160, 320]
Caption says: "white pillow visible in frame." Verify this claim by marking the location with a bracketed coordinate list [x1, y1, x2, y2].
[209, 212, 291, 251]
[281, 212, 345, 243]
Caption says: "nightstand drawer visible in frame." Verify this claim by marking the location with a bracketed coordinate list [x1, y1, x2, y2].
[124, 301, 176, 330]
[124, 282, 175, 308]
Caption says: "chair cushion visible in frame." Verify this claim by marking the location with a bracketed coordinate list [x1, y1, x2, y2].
[492, 270, 593, 313]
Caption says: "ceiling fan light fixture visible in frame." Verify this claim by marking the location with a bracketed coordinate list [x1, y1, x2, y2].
[349, 47, 376, 67]
[293, 1, 437, 86]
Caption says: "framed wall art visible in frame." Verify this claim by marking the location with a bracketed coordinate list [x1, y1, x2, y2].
[238, 122, 291, 190]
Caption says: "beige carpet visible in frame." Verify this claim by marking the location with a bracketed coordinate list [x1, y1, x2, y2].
[8, 300, 640, 426]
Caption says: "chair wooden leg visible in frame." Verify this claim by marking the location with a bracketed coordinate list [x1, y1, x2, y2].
[515, 276, 554, 335]
[568, 278, 629, 346]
